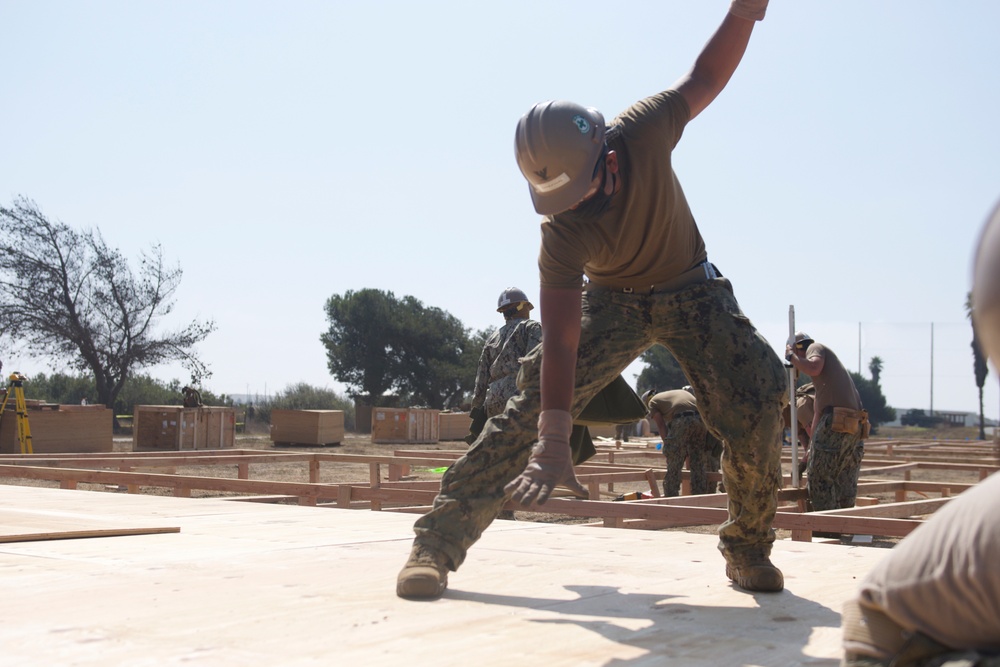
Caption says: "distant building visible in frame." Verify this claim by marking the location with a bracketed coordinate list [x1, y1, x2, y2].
[882, 408, 996, 429]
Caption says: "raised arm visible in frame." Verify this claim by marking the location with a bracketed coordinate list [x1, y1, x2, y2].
[672, 0, 768, 120]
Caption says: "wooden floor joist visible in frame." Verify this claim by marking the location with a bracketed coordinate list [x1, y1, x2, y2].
[1, 435, 991, 540]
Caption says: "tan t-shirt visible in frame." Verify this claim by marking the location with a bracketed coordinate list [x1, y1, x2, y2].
[538, 90, 707, 290]
[804, 343, 862, 415]
[647, 389, 697, 422]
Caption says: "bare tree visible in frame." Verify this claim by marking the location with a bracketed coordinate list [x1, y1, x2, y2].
[0, 197, 215, 412]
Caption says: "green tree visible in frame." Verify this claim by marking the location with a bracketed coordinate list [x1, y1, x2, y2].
[22, 371, 228, 417]
[635, 345, 688, 394]
[851, 370, 895, 432]
[0, 198, 216, 412]
[966, 291, 989, 440]
[868, 356, 883, 386]
[456, 326, 495, 409]
[320, 288, 481, 409]
[21, 372, 95, 406]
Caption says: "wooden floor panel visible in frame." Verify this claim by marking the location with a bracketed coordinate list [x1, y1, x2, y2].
[0, 485, 888, 667]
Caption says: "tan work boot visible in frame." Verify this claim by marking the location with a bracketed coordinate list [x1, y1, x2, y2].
[396, 543, 450, 600]
[725, 552, 784, 592]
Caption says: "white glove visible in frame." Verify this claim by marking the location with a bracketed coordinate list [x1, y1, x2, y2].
[730, 0, 768, 21]
[504, 409, 588, 506]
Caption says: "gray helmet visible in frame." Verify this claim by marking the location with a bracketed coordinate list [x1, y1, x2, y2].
[792, 331, 814, 349]
[496, 287, 533, 313]
[514, 100, 606, 215]
[974, 200, 1000, 366]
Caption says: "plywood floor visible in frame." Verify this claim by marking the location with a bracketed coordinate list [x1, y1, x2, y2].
[0, 485, 890, 667]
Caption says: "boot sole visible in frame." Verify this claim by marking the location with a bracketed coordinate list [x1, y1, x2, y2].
[726, 564, 784, 592]
[396, 565, 448, 600]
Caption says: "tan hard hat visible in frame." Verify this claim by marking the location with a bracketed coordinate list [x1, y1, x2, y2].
[497, 287, 533, 313]
[640, 389, 656, 407]
[792, 331, 814, 347]
[514, 100, 606, 215]
[973, 199, 1000, 366]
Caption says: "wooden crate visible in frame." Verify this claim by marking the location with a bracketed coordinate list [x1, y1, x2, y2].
[0, 404, 112, 454]
[438, 412, 472, 441]
[270, 409, 344, 446]
[133, 406, 235, 451]
[371, 408, 439, 444]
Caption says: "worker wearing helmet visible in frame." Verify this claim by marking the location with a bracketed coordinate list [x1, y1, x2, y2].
[645, 387, 723, 497]
[785, 332, 866, 513]
[398, 0, 785, 599]
[467, 288, 543, 439]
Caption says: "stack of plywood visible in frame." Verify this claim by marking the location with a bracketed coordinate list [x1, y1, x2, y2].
[438, 411, 472, 441]
[0, 404, 112, 454]
[133, 405, 235, 451]
[371, 407, 439, 444]
[270, 409, 344, 446]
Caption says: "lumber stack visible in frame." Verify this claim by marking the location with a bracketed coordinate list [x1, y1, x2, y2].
[0, 404, 112, 454]
[270, 409, 344, 446]
[372, 407, 439, 444]
[438, 412, 471, 441]
[133, 405, 235, 451]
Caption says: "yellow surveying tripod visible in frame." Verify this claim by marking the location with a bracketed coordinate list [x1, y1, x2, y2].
[0, 372, 33, 454]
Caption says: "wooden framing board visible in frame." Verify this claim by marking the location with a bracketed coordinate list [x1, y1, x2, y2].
[0, 507, 179, 543]
[0, 444, 984, 541]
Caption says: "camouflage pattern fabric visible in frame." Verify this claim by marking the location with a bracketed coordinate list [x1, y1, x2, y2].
[412, 278, 787, 571]
[470, 318, 543, 417]
[661, 413, 718, 496]
[807, 410, 864, 511]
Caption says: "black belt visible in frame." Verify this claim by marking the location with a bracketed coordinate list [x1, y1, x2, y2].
[673, 411, 698, 419]
[584, 261, 720, 295]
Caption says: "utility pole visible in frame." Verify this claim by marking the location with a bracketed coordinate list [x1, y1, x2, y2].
[929, 322, 935, 416]
[788, 305, 799, 488]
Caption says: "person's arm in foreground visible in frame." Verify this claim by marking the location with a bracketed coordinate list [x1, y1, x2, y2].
[505, 287, 587, 505]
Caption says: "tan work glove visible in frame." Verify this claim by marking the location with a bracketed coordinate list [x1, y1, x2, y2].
[730, 0, 768, 21]
[505, 409, 588, 506]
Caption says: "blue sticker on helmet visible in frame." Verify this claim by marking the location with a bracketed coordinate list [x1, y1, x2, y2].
[572, 115, 590, 133]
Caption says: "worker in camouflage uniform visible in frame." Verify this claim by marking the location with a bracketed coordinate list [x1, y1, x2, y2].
[785, 333, 867, 512]
[645, 388, 722, 497]
[467, 288, 542, 442]
[397, 0, 786, 600]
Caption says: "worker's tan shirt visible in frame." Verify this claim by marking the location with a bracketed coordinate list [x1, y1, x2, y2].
[538, 90, 707, 290]
[803, 343, 861, 416]
[647, 389, 698, 423]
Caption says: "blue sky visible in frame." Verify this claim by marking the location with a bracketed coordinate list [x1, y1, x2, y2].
[2, 1, 999, 419]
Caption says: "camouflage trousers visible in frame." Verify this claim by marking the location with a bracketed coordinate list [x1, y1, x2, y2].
[661, 413, 720, 496]
[807, 411, 864, 512]
[412, 277, 787, 571]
